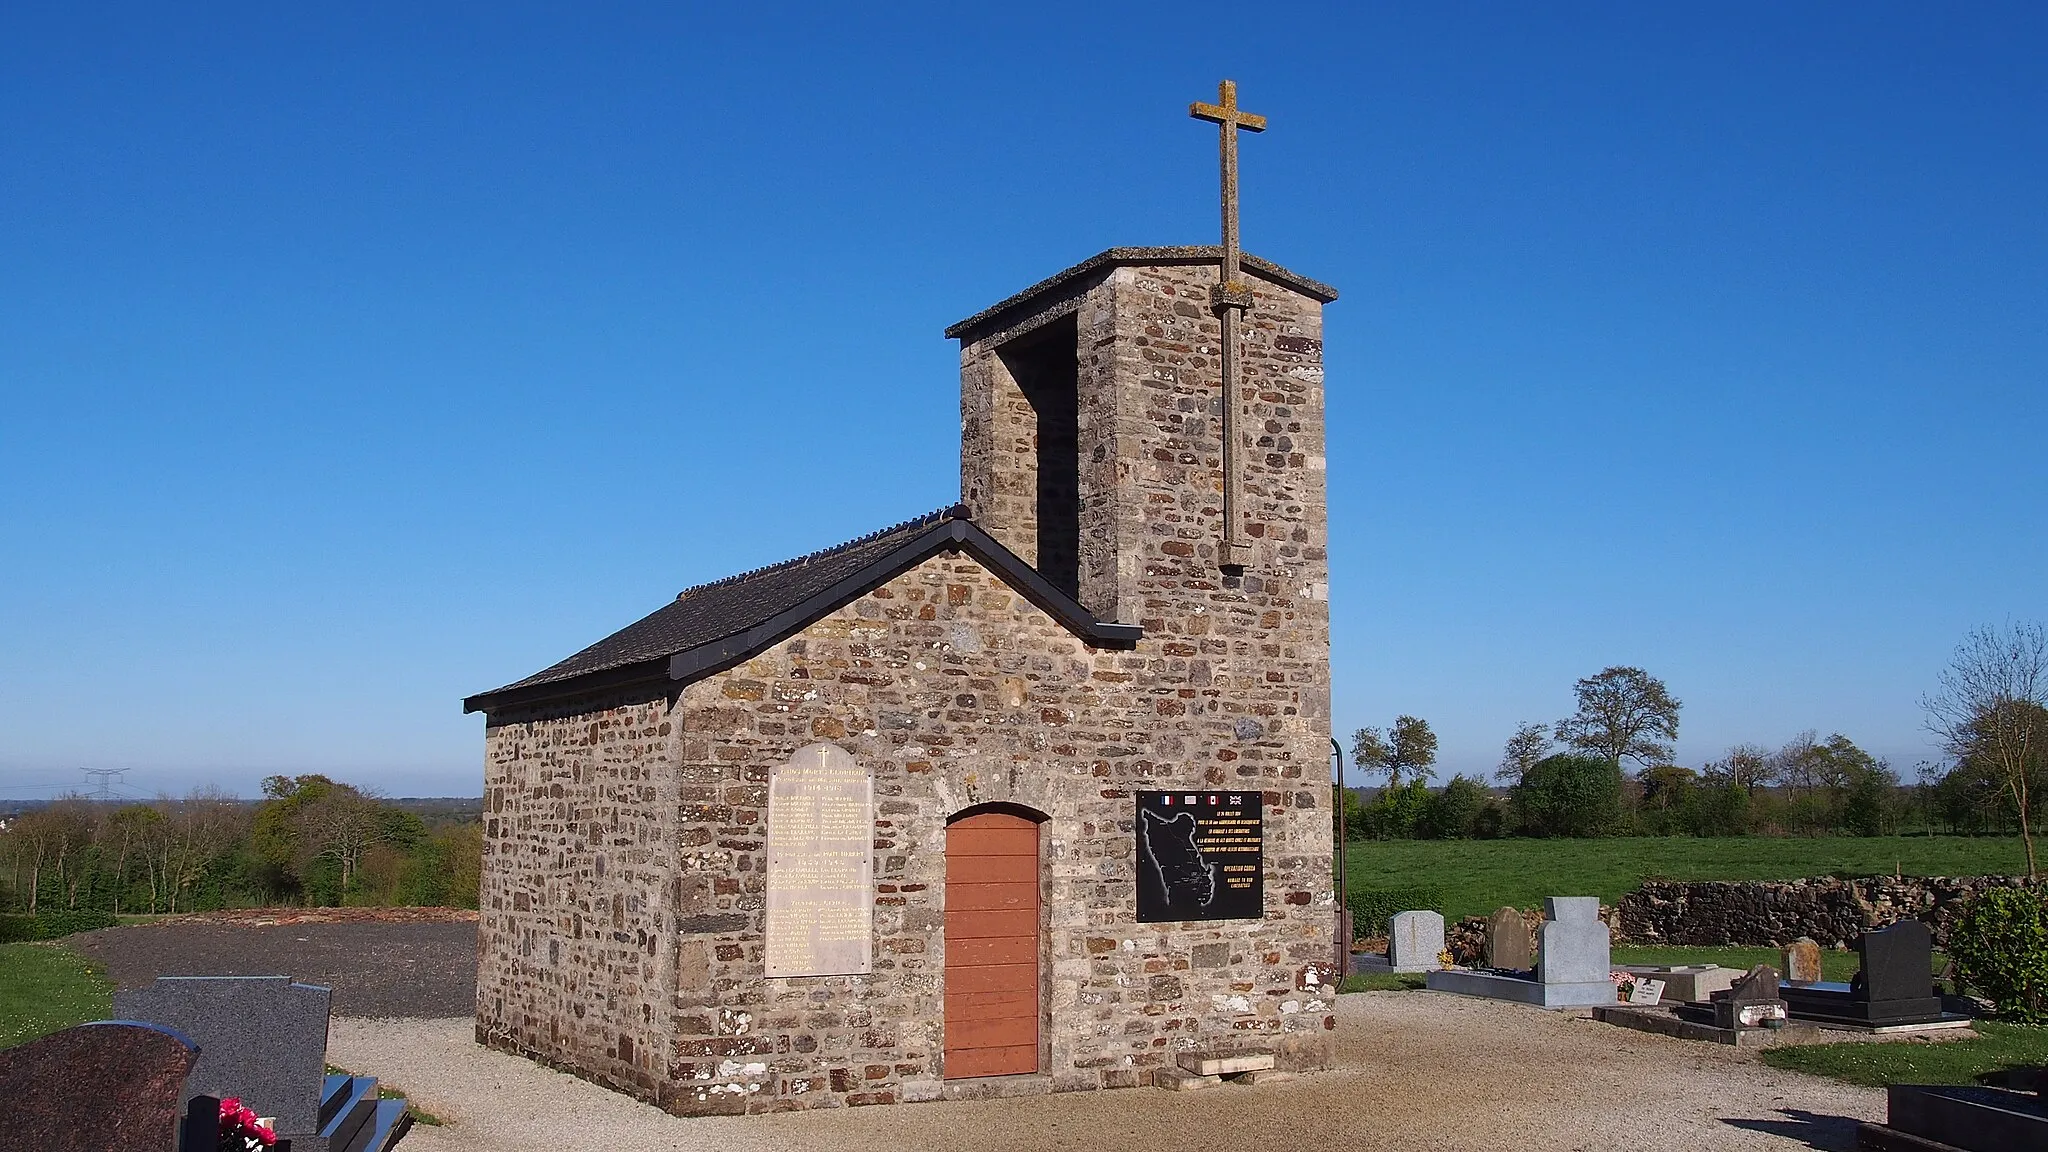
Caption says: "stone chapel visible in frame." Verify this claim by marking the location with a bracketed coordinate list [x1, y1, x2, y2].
[464, 89, 1340, 1115]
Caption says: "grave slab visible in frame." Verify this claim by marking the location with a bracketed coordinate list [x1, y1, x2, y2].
[1618, 964, 1741, 1003]
[1858, 1083, 2048, 1152]
[1482, 907, 1532, 970]
[1423, 968, 1617, 1008]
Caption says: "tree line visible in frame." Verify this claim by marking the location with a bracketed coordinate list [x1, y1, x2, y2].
[0, 774, 481, 916]
[1342, 622, 2048, 875]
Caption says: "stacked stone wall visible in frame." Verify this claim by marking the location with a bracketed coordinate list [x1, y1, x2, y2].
[1616, 875, 2035, 949]
[477, 686, 681, 1098]
[661, 550, 1331, 1113]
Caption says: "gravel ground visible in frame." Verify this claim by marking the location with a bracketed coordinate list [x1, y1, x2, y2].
[330, 994, 1889, 1152]
[68, 919, 476, 1018]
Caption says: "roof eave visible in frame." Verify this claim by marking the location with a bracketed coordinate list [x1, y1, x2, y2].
[943, 246, 1338, 342]
[464, 519, 1141, 718]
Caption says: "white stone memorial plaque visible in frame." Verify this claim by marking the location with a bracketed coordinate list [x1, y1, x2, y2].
[1627, 977, 1665, 1005]
[764, 742, 873, 977]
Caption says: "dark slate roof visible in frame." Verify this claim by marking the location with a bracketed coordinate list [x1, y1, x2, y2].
[943, 247, 1338, 342]
[463, 505, 1141, 715]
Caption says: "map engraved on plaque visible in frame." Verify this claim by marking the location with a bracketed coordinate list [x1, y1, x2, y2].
[765, 742, 874, 977]
[1135, 790, 1263, 922]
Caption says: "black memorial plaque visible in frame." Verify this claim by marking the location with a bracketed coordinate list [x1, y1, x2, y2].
[1135, 790, 1263, 922]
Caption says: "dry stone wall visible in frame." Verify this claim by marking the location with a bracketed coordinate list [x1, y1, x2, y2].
[1616, 876, 2035, 949]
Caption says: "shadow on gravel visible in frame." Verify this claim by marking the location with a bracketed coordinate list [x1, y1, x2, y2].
[1719, 1108, 1863, 1151]
[66, 920, 478, 1018]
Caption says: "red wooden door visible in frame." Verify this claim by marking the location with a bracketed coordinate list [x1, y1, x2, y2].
[944, 811, 1040, 1078]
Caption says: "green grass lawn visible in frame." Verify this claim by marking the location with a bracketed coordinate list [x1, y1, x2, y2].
[1764, 1022, 2048, 1087]
[0, 943, 114, 1049]
[1343, 835, 2029, 922]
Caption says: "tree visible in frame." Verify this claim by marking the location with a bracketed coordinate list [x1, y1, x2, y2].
[1924, 621, 2048, 878]
[1352, 716, 1439, 787]
[1510, 753, 1624, 838]
[1636, 764, 1699, 835]
[1497, 722, 1552, 784]
[1421, 775, 1489, 840]
[1703, 743, 1775, 793]
[1555, 667, 1681, 770]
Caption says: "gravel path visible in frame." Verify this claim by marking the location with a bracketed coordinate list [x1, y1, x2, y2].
[69, 919, 476, 1018]
[330, 994, 1888, 1152]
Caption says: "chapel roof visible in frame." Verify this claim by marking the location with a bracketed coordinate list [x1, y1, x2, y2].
[943, 246, 1338, 343]
[462, 505, 1140, 716]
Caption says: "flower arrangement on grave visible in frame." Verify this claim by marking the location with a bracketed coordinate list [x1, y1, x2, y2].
[218, 1097, 278, 1150]
[1609, 970, 1637, 1003]
[1437, 948, 1456, 969]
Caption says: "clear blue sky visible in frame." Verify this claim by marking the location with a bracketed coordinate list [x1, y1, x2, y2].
[3, 4, 2043, 799]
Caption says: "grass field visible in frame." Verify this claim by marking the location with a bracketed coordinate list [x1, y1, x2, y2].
[1343, 836, 2029, 922]
[0, 943, 113, 1049]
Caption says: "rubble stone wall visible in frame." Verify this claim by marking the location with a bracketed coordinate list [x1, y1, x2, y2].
[1616, 875, 2035, 949]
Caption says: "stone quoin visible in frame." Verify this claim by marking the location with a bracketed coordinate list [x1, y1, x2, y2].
[462, 89, 1340, 1114]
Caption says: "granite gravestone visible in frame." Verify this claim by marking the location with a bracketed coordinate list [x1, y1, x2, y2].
[1781, 921, 1950, 1028]
[1781, 937, 1823, 985]
[115, 975, 330, 1143]
[1536, 897, 1610, 987]
[1863, 1083, 2048, 1152]
[1712, 964, 1789, 1030]
[1387, 910, 1446, 972]
[1483, 907, 1532, 970]
[0, 1021, 198, 1152]
[764, 742, 874, 978]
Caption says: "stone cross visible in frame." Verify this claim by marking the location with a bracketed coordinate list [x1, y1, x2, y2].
[1189, 80, 1266, 569]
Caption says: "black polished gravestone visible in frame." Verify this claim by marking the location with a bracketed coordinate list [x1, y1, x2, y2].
[1859, 1082, 2048, 1152]
[0, 1021, 199, 1152]
[1779, 921, 1959, 1028]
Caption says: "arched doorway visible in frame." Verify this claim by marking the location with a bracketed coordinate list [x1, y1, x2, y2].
[943, 807, 1042, 1078]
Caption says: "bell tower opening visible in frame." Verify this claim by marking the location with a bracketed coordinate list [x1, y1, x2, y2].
[993, 313, 1080, 600]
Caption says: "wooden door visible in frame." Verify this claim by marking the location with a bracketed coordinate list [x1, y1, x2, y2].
[944, 811, 1040, 1078]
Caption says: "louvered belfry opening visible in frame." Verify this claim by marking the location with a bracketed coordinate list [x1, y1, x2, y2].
[993, 313, 1081, 601]
[943, 808, 1042, 1079]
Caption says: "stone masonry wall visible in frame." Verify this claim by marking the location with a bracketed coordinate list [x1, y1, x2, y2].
[662, 550, 1333, 1114]
[477, 685, 683, 1099]
[1617, 875, 2036, 949]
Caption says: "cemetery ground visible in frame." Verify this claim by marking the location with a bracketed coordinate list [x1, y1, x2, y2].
[4, 916, 2046, 1150]
[1344, 834, 2028, 921]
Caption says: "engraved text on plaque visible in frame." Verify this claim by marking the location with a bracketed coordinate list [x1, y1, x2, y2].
[764, 742, 873, 977]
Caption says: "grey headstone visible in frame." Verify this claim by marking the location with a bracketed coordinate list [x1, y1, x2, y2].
[1483, 907, 1532, 970]
[1537, 897, 1610, 986]
[114, 975, 330, 1140]
[1387, 910, 1446, 972]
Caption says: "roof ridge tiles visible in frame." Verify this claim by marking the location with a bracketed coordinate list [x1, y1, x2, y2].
[674, 502, 969, 601]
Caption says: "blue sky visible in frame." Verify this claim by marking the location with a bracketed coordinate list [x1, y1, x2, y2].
[2, 4, 2043, 799]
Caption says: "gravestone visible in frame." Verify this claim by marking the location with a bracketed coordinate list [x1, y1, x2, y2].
[1712, 964, 1789, 1030]
[1483, 907, 1532, 970]
[1856, 920, 1935, 1002]
[1536, 897, 1610, 986]
[0, 1021, 197, 1152]
[1862, 1083, 2048, 1152]
[1387, 910, 1446, 972]
[1781, 920, 1953, 1028]
[764, 741, 874, 977]
[1781, 936, 1823, 985]
[115, 975, 331, 1143]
